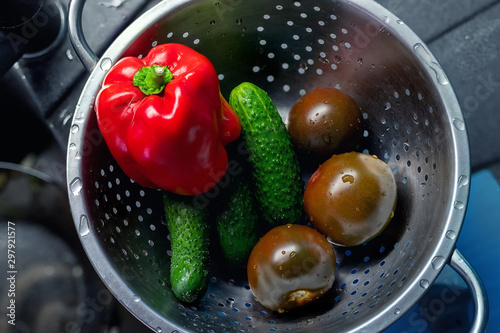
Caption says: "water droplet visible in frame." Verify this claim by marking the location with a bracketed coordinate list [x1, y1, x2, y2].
[100, 57, 113, 71]
[394, 308, 401, 315]
[454, 201, 465, 210]
[318, 56, 329, 64]
[323, 133, 331, 143]
[70, 124, 79, 134]
[155, 327, 162, 333]
[457, 175, 469, 189]
[133, 295, 141, 302]
[396, 19, 403, 24]
[420, 279, 429, 289]
[445, 230, 457, 240]
[290, 251, 296, 258]
[383, 16, 390, 24]
[65, 49, 74, 60]
[334, 55, 342, 63]
[342, 174, 355, 184]
[70, 177, 83, 196]
[431, 256, 446, 270]
[79, 215, 90, 236]
[413, 43, 449, 85]
[69, 143, 81, 160]
[453, 118, 466, 131]
[357, 57, 363, 65]
[99, 0, 126, 8]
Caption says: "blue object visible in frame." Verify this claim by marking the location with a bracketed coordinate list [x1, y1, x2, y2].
[385, 169, 499, 332]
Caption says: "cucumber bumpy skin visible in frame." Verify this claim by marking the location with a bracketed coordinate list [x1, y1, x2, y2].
[215, 165, 261, 266]
[163, 193, 210, 304]
[229, 82, 304, 227]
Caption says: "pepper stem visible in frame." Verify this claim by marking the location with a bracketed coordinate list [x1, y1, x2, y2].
[133, 64, 173, 95]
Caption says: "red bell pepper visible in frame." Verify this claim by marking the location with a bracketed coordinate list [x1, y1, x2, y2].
[95, 43, 241, 195]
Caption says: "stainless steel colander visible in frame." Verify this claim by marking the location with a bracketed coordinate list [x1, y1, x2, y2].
[66, 0, 488, 332]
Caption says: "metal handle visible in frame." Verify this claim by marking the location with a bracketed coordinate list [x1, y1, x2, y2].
[68, 0, 98, 72]
[449, 248, 489, 333]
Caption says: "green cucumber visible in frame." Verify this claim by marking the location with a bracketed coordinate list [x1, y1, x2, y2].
[214, 147, 261, 266]
[229, 82, 304, 227]
[163, 193, 209, 303]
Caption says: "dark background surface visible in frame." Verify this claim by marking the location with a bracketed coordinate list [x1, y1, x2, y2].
[0, 0, 499, 332]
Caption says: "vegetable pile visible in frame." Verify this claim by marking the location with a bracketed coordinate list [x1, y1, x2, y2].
[95, 43, 398, 311]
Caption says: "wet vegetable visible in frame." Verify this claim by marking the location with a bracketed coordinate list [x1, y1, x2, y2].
[247, 224, 336, 313]
[229, 82, 304, 227]
[163, 193, 210, 304]
[287, 87, 364, 159]
[95, 43, 241, 196]
[214, 157, 261, 266]
[304, 152, 397, 247]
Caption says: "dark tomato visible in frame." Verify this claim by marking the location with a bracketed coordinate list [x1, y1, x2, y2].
[304, 152, 397, 247]
[287, 87, 364, 158]
[247, 224, 336, 313]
